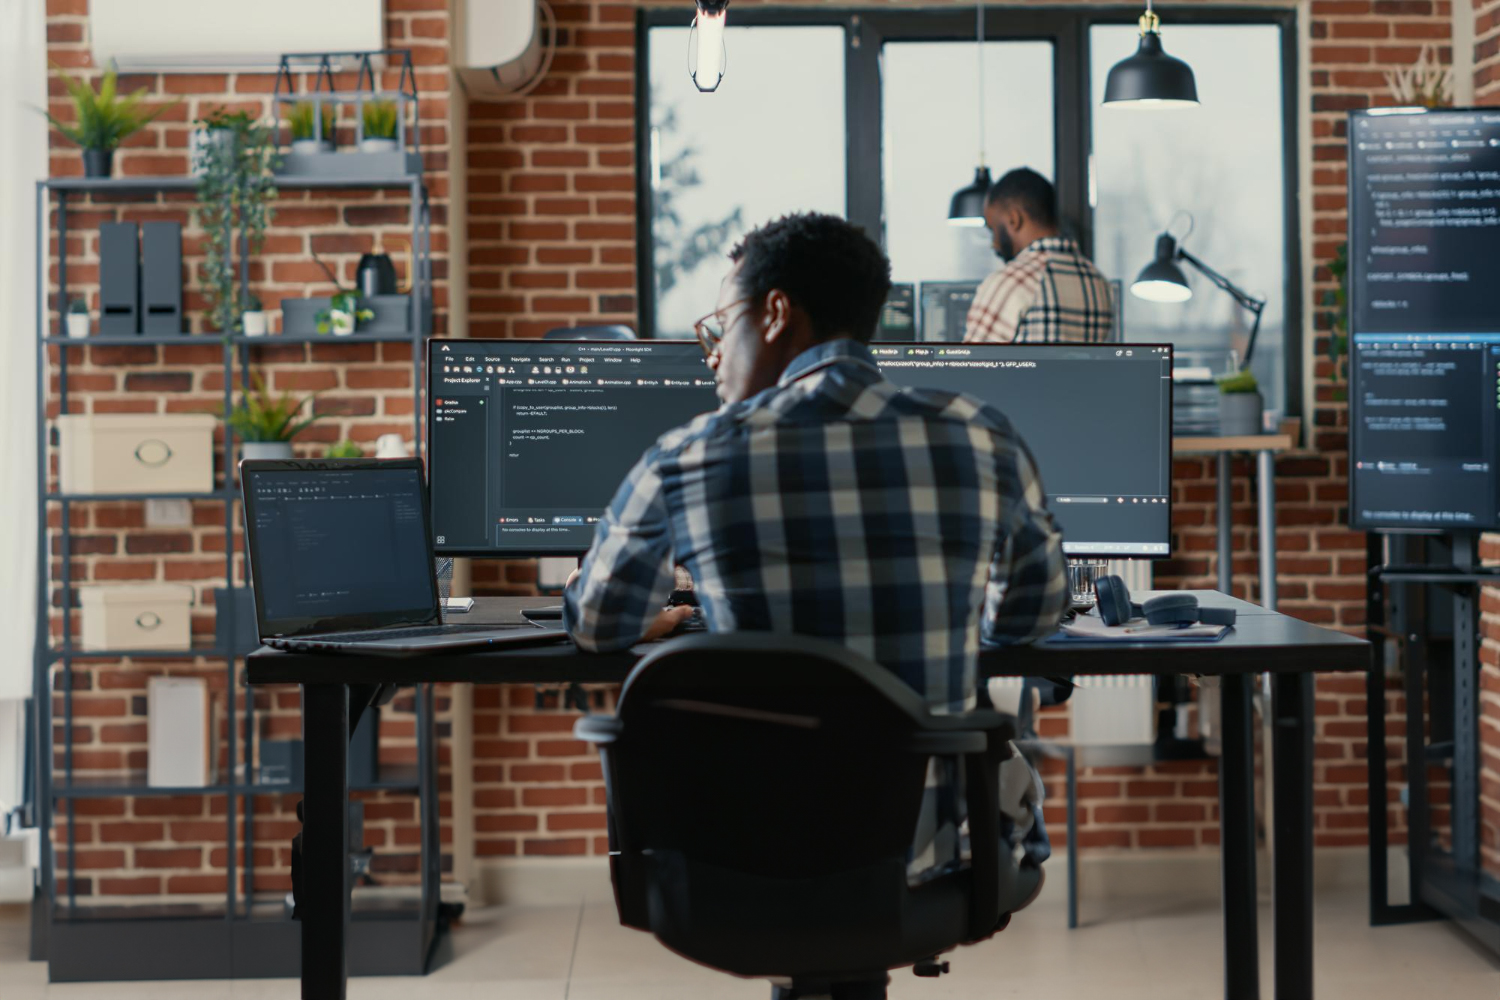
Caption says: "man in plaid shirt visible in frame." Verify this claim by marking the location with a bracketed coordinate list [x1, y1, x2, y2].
[965, 168, 1115, 344]
[564, 213, 1068, 916]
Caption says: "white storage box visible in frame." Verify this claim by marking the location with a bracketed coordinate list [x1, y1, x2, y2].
[78, 584, 195, 652]
[1067, 674, 1156, 746]
[147, 676, 213, 788]
[57, 413, 216, 494]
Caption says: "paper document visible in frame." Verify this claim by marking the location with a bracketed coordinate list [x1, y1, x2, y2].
[1059, 613, 1228, 642]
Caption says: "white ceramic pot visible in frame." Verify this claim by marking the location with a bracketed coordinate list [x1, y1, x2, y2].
[291, 139, 334, 155]
[66, 313, 90, 339]
[359, 137, 398, 153]
[330, 310, 356, 336]
[241, 311, 268, 337]
[1218, 391, 1264, 437]
[241, 441, 294, 462]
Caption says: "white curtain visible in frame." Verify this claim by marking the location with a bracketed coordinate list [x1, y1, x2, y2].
[0, 0, 45, 712]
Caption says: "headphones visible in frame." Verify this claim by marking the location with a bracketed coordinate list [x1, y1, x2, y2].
[1094, 576, 1236, 628]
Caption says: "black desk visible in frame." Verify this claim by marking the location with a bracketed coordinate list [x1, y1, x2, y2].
[247, 593, 1369, 1000]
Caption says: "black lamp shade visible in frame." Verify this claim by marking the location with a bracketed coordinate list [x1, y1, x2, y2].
[1131, 233, 1193, 303]
[1104, 31, 1199, 107]
[947, 166, 992, 227]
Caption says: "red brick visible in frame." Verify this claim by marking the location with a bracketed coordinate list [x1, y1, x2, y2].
[137, 847, 202, 868]
[522, 838, 588, 856]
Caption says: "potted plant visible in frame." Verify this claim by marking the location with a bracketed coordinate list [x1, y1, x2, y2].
[325, 440, 364, 459]
[360, 99, 399, 153]
[311, 251, 373, 336]
[1323, 242, 1349, 401]
[192, 107, 255, 176]
[1216, 369, 1263, 437]
[221, 374, 322, 461]
[43, 63, 177, 178]
[241, 294, 268, 337]
[65, 297, 90, 339]
[287, 100, 335, 154]
[195, 113, 277, 336]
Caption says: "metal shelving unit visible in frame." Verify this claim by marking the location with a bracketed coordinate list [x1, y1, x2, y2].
[30, 172, 440, 981]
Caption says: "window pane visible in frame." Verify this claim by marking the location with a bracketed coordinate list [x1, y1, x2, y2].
[882, 41, 1054, 285]
[1090, 24, 1287, 416]
[647, 26, 846, 338]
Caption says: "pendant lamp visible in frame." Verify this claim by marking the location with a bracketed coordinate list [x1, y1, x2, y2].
[1103, 2, 1199, 108]
[689, 0, 729, 93]
[948, 3, 990, 226]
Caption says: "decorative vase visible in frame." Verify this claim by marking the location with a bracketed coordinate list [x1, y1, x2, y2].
[1218, 391, 1264, 437]
[241, 441, 294, 462]
[330, 310, 356, 336]
[65, 313, 90, 339]
[359, 137, 398, 153]
[241, 311, 268, 337]
[81, 148, 113, 178]
[291, 139, 334, 155]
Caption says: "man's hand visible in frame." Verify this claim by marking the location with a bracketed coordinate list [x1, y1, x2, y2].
[642, 604, 695, 641]
[565, 568, 581, 590]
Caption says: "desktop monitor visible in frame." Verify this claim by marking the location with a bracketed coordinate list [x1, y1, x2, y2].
[428, 339, 1173, 558]
[918, 281, 980, 342]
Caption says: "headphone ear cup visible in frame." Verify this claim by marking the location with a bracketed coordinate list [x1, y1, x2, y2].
[1096, 575, 1133, 626]
[1143, 593, 1201, 626]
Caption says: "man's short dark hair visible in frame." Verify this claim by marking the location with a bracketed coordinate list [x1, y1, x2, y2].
[728, 213, 892, 344]
[986, 168, 1057, 229]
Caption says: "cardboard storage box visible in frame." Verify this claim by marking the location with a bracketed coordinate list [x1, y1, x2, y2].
[57, 413, 215, 494]
[78, 584, 195, 652]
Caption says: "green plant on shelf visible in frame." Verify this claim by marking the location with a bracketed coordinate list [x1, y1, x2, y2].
[287, 100, 336, 143]
[311, 250, 374, 335]
[218, 374, 322, 442]
[43, 62, 177, 159]
[325, 440, 364, 459]
[1322, 241, 1349, 400]
[362, 99, 399, 140]
[195, 106, 278, 336]
[1215, 369, 1259, 395]
[67, 297, 88, 315]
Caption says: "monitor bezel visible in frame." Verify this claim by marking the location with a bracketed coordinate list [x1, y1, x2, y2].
[1345, 106, 1500, 532]
[426, 337, 1175, 561]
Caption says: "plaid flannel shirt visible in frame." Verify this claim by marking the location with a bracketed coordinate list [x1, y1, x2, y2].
[965, 236, 1115, 345]
[563, 338, 1069, 712]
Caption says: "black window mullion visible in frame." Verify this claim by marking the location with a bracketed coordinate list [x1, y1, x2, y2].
[845, 14, 883, 243]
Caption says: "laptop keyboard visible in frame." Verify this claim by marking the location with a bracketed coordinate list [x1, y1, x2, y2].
[314, 623, 522, 643]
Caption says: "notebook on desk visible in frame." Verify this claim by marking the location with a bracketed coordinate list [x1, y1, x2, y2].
[1055, 613, 1230, 642]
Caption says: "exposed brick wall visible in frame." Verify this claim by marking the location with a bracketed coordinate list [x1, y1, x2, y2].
[1479, 0, 1500, 99]
[43, 0, 456, 900]
[461, 0, 1455, 861]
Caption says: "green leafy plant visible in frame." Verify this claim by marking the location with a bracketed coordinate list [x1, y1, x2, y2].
[311, 251, 373, 334]
[243, 294, 263, 312]
[325, 440, 364, 459]
[361, 99, 398, 140]
[196, 111, 278, 335]
[219, 374, 322, 442]
[67, 297, 89, 315]
[1322, 242, 1349, 399]
[287, 100, 335, 143]
[43, 62, 176, 151]
[1216, 369, 1260, 395]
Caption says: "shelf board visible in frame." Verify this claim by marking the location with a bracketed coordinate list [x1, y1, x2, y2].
[47, 490, 230, 503]
[45, 173, 422, 194]
[247, 765, 422, 796]
[234, 332, 421, 345]
[44, 334, 220, 346]
[52, 775, 233, 798]
[49, 646, 228, 663]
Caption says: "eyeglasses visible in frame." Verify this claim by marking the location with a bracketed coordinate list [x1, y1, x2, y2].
[692, 297, 752, 358]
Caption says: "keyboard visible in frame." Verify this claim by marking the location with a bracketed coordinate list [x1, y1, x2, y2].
[312, 623, 522, 642]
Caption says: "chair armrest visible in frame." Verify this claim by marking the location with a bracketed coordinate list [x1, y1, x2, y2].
[573, 714, 623, 744]
[961, 726, 1011, 939]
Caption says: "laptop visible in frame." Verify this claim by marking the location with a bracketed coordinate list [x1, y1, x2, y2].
[241, 458, 568, 656]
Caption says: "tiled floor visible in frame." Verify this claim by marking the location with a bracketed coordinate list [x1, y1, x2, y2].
[2, 879, 1497, 999]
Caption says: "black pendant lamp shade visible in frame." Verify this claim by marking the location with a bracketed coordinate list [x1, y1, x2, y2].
[948, 165, 992, 227]
[1104, 10, 1199, 108]
[1131, 233, 1193, 302]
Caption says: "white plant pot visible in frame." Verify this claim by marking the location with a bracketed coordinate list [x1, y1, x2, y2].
[66, 313, 90, 339]
[330, 310, 356, 336]
[241, 441, 294, 462]
[359, 137, 398, 153]
[1218, 391, 1264, 437]
[241, 311, 268, 337]
[291, 139, 334, 155]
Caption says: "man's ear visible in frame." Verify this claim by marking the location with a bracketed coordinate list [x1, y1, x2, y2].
[761, 289, 792, 344]
[1006, 205, 1026, 235]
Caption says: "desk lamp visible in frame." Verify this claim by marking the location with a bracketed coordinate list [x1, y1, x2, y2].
[1130, 217, 1266, 367]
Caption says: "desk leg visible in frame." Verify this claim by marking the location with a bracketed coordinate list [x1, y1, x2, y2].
[1220, 674, 1260, 1000]
[1217, 451, 1233, 595]
[1271, 672, 1314, 1000]
[302, 683, 350, 1000]
[1256, 450, 1278, 610]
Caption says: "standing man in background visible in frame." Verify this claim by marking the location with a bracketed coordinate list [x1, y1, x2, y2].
[965, 168, 1116, 344]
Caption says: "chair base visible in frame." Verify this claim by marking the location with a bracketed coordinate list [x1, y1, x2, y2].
[771, 974, 891, 1000]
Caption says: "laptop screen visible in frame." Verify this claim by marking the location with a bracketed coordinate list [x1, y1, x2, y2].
[242, 462, 439, 636]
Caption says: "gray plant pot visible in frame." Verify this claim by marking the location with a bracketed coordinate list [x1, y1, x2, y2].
[241, 441, 294, 462]
[359, 137, 398, 153]
[1218, 391, 1264, 437]
[290, 139, 334, 155]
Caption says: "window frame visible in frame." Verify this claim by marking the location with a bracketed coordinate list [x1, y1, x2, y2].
[634, 6, 1301, 416]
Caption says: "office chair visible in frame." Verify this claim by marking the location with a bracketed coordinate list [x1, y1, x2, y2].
[541, 324, 636, 340]
[575, 632, 1017, 1000]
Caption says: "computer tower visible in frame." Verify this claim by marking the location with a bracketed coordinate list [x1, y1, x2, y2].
[140, 221, 183, 335]
[98, 222, 139, 337]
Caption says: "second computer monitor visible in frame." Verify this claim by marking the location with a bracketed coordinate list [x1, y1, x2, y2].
[429, 339, 1172, 558]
